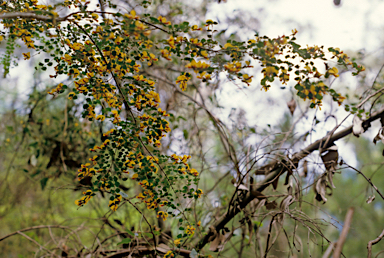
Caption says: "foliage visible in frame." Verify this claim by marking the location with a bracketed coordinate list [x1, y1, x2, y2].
[0, 0, 383, 257]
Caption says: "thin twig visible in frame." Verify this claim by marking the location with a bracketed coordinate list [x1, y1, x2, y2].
[344, 163, 384, 201]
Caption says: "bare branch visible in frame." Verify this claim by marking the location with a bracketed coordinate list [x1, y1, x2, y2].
[333, 207, 354, 258]
[0, 225, 70, 242]
[368, 228, 384, 258]
[0, 12, 67, 22]
[344, 163, 384, 201]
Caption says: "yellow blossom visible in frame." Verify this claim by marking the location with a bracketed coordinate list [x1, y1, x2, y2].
[68, 92, 76, 99]
[158, 16, 171, 25]
[326, 67, 339, 78]
[242, 74, 252, 84]
[157, 211, 168, 221]
[191, 25, 202, 31]
[22, 52, 30, 60]
[164, 251, 174, 258]
[96, 115, 105, 121]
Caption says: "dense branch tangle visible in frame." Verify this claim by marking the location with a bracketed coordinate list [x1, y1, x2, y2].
[0, 0, 368, 257]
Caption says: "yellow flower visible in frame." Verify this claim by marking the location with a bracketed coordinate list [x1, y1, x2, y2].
[157, 211, 168, 221]
[200, 50, 208, 58]
[96, 115, 105, 121]
[63, 54, 72, 63]
[174, 239, 181, 246]
[164, 250, 174, 258]
[194, 188, 203, 198]
[22, 52, 30, 60]
[132, 173, 138, 179]
[190, 168, 199, 177]
[262, 66, 278, 77]
[161, 49, 171, 60]
[191, 25, 202, 31]
[158, 16, 171, 25]
[109, 194, 122, 211]
[325, 67, 339, 78]
[125, 10, 138, 19]
[224, 61, 242, 73]
[242, 74, 252, 84]
[176, 74, 190, 91]
[72, 42, 83, 51]
[185, 225, 195, 236]
[115, 36, 124, 45]
[68, 92, 76, 99]
[223, 43, 233, 49]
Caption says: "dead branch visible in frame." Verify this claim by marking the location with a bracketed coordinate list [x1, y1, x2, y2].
[195, 107, 384, 251]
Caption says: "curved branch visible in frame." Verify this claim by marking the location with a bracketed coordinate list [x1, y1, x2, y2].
[368, 228, 384, 258]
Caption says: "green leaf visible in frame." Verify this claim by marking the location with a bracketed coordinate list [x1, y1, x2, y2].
[117, 238, 131, 245]
[143, 232, 153, 238]
[40, 177, 48, 190]
[183, 129, 189, 139]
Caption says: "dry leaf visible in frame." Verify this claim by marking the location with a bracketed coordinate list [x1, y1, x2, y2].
[247, 218, 253, 240]
[209, 230, 225, 252]
[373, 127, 384, 144]
[280, 195, 294, 211]
[352, 115, 364, 137]
[254, 199, 266, 210]
[327, 170, 336, 189]
[234, 183, 249, 191]
[265, 200, 277, 210]
[287, 99, 296, 115]
[321, 145, 338, 172]
[366, 195, 375, 204]
[156, 243, 170, 253]
[314, 174, 329, 203]
[303, 160, 308, 177]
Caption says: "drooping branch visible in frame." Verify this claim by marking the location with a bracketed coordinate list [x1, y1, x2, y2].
[195, 106, 384, 251]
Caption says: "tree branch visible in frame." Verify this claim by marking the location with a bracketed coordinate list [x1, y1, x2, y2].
[195, 106, 384, 251]
[333, 207, 354, 258]
[0, 12, 68, 22]
[0, 225, 70, 242]
[367, 228, 384, 258]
